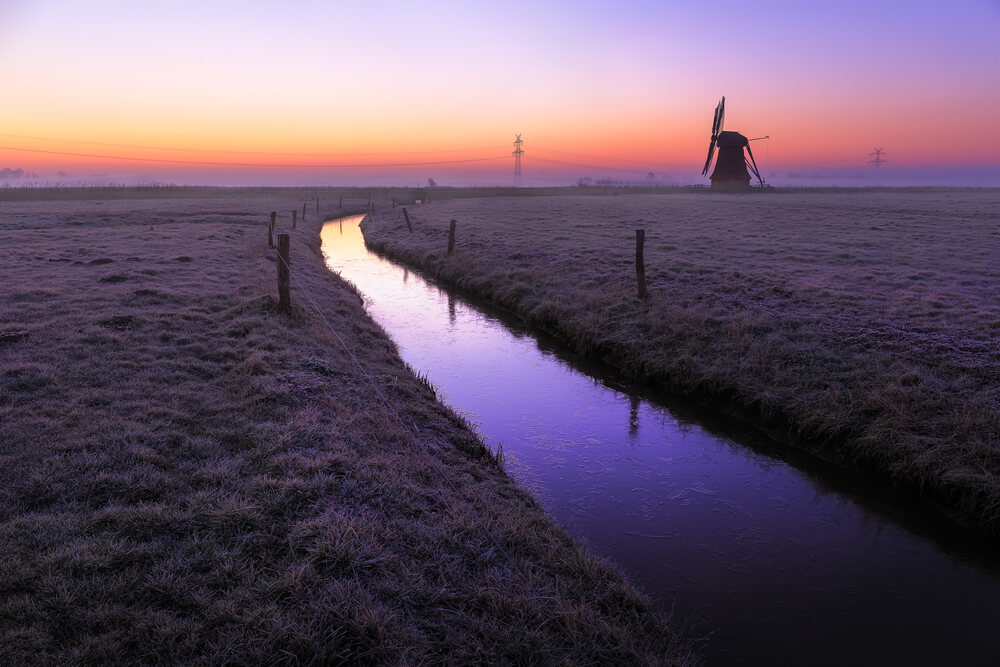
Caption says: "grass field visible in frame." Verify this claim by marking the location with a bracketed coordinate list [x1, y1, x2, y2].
[362, 189, 1000, 536]
[0, 189, 692, 664]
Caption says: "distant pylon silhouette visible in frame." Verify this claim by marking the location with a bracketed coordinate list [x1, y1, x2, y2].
[868, 147, 887, 168]
[512, 134, 524, 186]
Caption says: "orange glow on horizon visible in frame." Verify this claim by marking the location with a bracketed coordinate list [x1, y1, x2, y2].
[2, 3, 997, 186]
[1, 86, 996, 180]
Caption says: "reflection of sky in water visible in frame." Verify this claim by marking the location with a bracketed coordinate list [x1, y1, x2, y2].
[322, 218, 1000, 666]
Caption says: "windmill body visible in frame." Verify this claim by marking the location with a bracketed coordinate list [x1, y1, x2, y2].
[701, 97, 765, 190]
[710, 131, 752, 189]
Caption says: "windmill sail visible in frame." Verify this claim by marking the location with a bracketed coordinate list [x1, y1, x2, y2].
[744, 142, 763, 186]
[702, 97, 725, 175]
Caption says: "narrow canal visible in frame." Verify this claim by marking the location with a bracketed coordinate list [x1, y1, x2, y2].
[322, 215, 1000, 665]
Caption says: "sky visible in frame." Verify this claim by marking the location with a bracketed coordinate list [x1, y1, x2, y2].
[1, 0, 998, 186]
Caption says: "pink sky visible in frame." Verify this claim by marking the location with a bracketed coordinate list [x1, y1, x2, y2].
[1, 1, 998, 186]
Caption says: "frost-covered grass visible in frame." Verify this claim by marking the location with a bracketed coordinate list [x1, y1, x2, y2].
[0, 190, 692, 665]
[362, 190, 1000, 535]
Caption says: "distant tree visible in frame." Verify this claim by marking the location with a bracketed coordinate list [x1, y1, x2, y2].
[577, 177, 593, 187]
[647, 172, 655, 180]
[427, 177, 437, 187]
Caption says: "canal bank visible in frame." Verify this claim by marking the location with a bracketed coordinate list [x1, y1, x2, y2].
[0, 192, 691, 665]
[337, 207, 1000, 665]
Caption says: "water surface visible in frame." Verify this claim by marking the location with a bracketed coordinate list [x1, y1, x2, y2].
[322, 216, 1000, 665]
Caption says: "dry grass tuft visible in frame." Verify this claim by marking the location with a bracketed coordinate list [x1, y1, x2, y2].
[0, 190, 693, 664]
[362, 190, 1000, 535]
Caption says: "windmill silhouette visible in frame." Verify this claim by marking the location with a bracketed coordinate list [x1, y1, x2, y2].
[701, 97, 767, 189]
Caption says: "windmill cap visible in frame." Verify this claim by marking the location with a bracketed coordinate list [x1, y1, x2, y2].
[716, 131, 749, 148]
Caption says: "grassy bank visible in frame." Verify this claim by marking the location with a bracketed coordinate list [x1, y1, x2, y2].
[362, 190, 1000, 535]
[0, 192, 692, 664]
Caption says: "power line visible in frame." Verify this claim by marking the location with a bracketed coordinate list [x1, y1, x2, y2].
[532, 146, 663, 167]
[0, 131, 683, 175]
[531, 155, 659, 175]
[0, 145, 508, 168]
[0, 132, 509, 157]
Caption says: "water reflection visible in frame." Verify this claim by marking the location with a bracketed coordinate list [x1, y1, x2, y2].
[321, 216, 1000, 666]
[629, 394, 640, 436]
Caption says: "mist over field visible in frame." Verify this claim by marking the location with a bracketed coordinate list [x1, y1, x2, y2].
[2, 164, 997, 189]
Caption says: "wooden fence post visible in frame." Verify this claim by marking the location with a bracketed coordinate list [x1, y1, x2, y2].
[635, 229, 647, 299]
[403, 207, 413, 232]
[338, 197, 342, 209]
[315, 198, 319, 213]
[292, 210, 297, 228]
[269, 211, 275, 248]
[277, 233, 291, 313]
[447, 219, 456, 256]
[302, 202, 307, 221]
